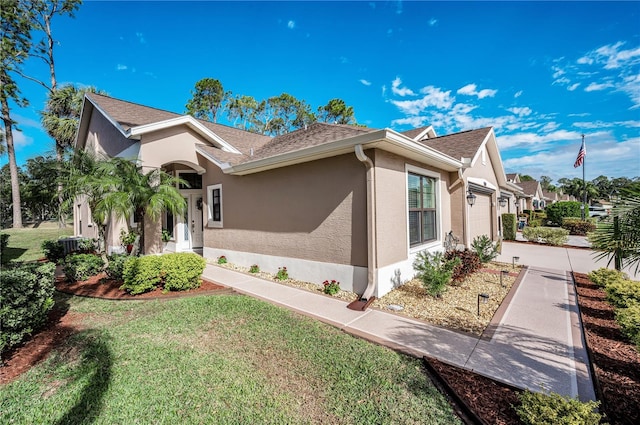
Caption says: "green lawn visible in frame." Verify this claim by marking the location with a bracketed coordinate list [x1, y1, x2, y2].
[1, 293, 461, 425]
[1, 226, 73, 262]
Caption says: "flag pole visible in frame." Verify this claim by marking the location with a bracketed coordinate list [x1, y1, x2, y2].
[582, 134, 586, 220]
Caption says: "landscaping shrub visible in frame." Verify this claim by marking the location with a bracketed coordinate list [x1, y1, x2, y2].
[162, 252, 206, 291]
[106, 254, 129, 280]
[615, 302, 640, 350]
[413, 251, 461, 298]
[322, 280, 340, 295]
[0, 262, 56, 355]
[78, 238, 99, 253]
[502, 213, 517, 240]
[605, 278, 640, 308]
[121, 255, 163, 295]
[515, 390, 602, 425]
[471, 235, 499, 263]
[120, 253, 206, 294]
[249, 264, 260, 273]
[63, 253, 105, 282]
[528, 218, 543, 228]
[587, 267, 627, 288]
[275, 267, 289, 280]
[217, 255, 227, 264]
[522, 227, 569, 246]
[0, 233, 9, 264]
[41, 239, 65, 263]
[445, 249, 482, 283]
[545, 201, 582, 226]
[561, 218, 596, 236]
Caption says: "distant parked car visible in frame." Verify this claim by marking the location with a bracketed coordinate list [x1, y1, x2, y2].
[589, 206, 608, 218]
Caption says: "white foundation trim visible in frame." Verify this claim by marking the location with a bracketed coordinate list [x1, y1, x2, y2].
[203, 247, 368, 294]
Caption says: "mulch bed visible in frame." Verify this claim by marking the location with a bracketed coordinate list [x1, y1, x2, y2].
[573, 272, 640, 425]
[54, 272, 230, 299]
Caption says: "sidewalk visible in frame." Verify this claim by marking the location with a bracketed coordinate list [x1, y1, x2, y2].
[202, 262, 596, 401]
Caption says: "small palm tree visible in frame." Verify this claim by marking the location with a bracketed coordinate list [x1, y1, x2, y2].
[66, 154, 187, 254]
[590, 196, 640, 273]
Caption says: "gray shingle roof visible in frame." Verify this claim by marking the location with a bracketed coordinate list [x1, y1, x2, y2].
[401, 126, 431, 140]
[417, 127, 491, 161]
[518, 180, 541, 196]
[86, 93, 272, 156]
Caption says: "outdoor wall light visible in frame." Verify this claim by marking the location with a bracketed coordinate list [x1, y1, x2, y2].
[466, 188, 476, 207]
[500, 270, 509, 287]
[477, 293, 490, 316]
[512, 256, 520, 269]
[498, 196, 508, 208]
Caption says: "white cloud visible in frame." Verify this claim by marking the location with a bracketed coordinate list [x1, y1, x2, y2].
[457, 83, 497, 99]
[1, 128, 33, 148]
[508, 107, 532, 117]
[497, 129, 583, 150]
[381, 84, 387, 97]
[287, 20, 295, 29]
[116, 64, 128, 71]
[428, 18, 438, 27]
[390, 85, 454, 115]
[391, 77, 415, 96]
[567, 83, 580, 91]
[135, 32, 146, 44]
[585, 82, 615, 92]
[391, 116, 429, 128]
[514, 90, 523, 98]
[359, 79, 372, 86]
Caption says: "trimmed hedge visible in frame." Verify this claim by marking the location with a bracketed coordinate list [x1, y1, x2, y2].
[587, 268, 627, 288]
[546, 201, 582, 226]
[502, 213, 517, 240]
[121, 255, 163, 295]
[162, 253, 206, 291]
[522, 227, 569, 246]
[41, 239, 65, 263]
[516, 390, 602, 425]
[63, 253, 105, 282]
[0, 262, 56, 355]
[106, 254, 129, 280]
[561, 218, 595, 236]
[605, 279, 640, 308]
[120, 253, 206, 295]
[616, 302, 640, 350]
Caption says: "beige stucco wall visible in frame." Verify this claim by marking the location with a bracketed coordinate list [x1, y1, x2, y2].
[85, 109, 131, 157]
[372, 149, 452, 268]
[202, 153, 367, 267]
[140, 126, 210, 170]
[463, 145, 500, 240]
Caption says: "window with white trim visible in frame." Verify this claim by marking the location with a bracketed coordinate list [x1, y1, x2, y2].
[408, 172, 437, 246]
[207, 184, 223, 228]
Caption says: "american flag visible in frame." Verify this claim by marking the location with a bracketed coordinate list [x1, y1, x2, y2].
[573, 139, 586, 168]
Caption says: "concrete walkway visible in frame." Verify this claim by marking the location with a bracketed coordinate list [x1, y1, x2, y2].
[202, 255, 597, 401]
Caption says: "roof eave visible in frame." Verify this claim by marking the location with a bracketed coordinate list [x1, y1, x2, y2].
[222, 129, 462, 176]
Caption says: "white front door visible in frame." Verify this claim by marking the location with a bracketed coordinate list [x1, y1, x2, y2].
[190, 194, 204, 248]
[176, 194, 203, 251]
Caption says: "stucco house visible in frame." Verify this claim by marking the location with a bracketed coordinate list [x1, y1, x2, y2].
[517, 180, 546, 211]
[74, 93, 512, 298]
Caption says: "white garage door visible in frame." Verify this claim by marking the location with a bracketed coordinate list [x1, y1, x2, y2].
[469, 194, 492, 242]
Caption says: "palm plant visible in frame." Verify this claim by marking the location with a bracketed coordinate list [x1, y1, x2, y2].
[590, 196, 640, 273]
[65, 154, 187, 254]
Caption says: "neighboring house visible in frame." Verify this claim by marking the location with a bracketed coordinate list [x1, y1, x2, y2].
[506, 173, 527, 214]
[518, 180, 546, 210]
[74, 93, 512, 298]
[543, 191, 559, 204]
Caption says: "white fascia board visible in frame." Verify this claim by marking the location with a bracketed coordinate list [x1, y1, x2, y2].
[87, 96, 131, 140]
[384, 130, 462, 171]
[225, 130, 389, 175]
[411, 125, 437, 141]
[484, 129, 508, 187]
[194, 145, 232, 171]
[225, 129, 463, 176]
[129, 116, 242, 154]
[468, 176, 498, 191]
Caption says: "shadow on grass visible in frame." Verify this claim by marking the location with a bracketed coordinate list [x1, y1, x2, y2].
[2, 246, 28, 262]
[53, 329, 113, 425]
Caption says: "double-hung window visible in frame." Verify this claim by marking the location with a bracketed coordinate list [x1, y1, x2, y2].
[408, 172, 437, 246]
[207, 184, 223, 228]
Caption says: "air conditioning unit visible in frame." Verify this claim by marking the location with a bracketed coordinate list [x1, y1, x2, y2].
[59, 237, 82, 255]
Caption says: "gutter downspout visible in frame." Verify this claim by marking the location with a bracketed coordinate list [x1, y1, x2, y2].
[354, 144, 377, 302]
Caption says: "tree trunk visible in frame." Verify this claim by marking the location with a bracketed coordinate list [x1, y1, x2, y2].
[56, 144, 66, 228]
[1, 97, 23, 228]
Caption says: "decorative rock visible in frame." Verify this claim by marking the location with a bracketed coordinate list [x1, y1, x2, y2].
[387, 304, 404, 311]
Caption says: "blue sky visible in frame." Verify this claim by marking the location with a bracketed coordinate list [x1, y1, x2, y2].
[5, 0, 640, 183]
